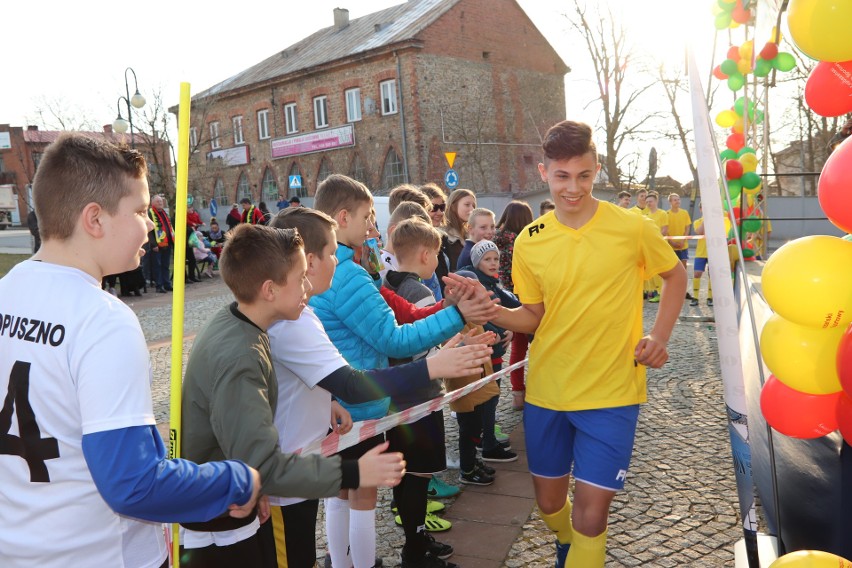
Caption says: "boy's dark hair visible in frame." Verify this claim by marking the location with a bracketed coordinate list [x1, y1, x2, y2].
[33, 133, 147, 240]
[389, 201, 430, 227]
[539, 199, 555, 215]
[389, 185, 431, 214]
[240, 197, 251, 204]
[314, 174, 372, 218]
[418, 183, 446, 202]
[271, 206, 337, 256]
[542, 120, 598, 163]
[289, 196, 301, 204]
[617, 191, 631, 199]
[391, 219, 442, 264]
[497, 201, 534, 235]
[219, 224, 304, 303]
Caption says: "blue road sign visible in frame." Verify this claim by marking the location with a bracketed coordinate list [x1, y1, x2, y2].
[289, 175, 302, 189]
[209, 198, 218, 217]
[444, 169, 459, 189]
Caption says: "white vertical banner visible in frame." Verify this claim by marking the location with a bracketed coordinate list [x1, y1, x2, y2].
[688, 48, 760, 567]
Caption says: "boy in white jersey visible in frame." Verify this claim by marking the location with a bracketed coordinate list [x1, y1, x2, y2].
[0, 133, 261, 568]
[491, 121, 686, 567]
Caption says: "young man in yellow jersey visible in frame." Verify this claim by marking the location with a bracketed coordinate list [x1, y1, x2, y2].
[644, 192, 669, 303]
[491, 121, 686, 568]
[691, 203, 713, 307]
[628, 189, 648, 215]
[666, 193, 694, 300]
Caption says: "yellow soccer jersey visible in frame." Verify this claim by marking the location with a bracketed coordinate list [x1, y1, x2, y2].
[694, 217, 707, 258]
[629, 206, 649, 216]
[667, 209, 691, 250]
[647, 208, 668, 232]
[512, 204, 679, 411]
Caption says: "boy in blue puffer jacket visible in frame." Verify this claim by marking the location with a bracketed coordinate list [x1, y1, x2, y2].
[309, 175, 467, 568]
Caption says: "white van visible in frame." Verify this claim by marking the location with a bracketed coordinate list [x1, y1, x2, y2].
[372, 195, 391, 244]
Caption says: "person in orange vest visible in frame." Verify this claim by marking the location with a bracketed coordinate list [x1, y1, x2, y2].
[148, 195, 175, 293]
[240, 197, 265, 224]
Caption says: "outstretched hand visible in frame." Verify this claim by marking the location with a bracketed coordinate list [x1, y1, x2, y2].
[427, 333, 492, 378]
[443, 273, 500, 324]
[228, 466, 261, 519]
[357, 441, 406, 488]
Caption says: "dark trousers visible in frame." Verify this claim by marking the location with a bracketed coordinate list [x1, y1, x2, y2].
[180, 532, 265, 568]
[154, 246, 172, 289]
[256, 500, 320, 568]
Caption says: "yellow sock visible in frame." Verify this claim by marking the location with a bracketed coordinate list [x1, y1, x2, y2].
[692, 278, 700, 297]
[566, 528, 607, 567]
[539, 501, 573, 545]
[707, 281, 713, 299]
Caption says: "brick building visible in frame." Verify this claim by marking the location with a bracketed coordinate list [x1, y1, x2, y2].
[178, 0, 568, 209]
[0, 124, 173, 225]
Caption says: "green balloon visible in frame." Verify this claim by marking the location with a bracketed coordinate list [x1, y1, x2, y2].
[720, 149, 738, 161]
[754, 58, 772, 77]
[754, 109, 765, 124]
[773, 52, 796, 72]
[727, 179, 742, 200]
[742, 246, 756, 258]
[742, 216, 762, 233]
[741, 171, 761, 189]
[738, 146, 756, 157]
[727, 72, 745, 91]
[715, 12, 732, 30]
[720, 58, 738, 76]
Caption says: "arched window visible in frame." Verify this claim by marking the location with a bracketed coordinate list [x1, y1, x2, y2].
[350, 154, 368, 186]
[213, 178, 227, 208]
[317, 157, 333, 185]
[288, 163, 306, 198]
[261, 167, 278, 204]
[236, 172, 252, 203]
[381, 148, 406, 192]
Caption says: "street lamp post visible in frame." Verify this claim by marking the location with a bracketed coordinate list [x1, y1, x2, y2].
[112, 67, 146, 148]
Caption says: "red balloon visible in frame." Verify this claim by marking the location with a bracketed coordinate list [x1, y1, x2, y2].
[726, 159, 744, 180]
[727, 133, 745, 151]
[713, 65, 728, 80]
[838, 395, 852, 445]
[727, 45, 741, 60]
[760, 375, 840, 439]
[839, 323, 852, 395]
[805, 60, 852, 118]
[732, 0, 751, 23]
[759, 42, 779, 60]
[818, 137, 852, 233]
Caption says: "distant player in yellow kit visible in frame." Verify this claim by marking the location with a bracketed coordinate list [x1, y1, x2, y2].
[666, 193, 693, 300]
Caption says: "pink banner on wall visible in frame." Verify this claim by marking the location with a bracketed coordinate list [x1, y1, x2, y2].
[271, 125, 355, 159]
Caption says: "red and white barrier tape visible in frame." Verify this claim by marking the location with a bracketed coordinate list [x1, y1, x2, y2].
[664, 235, 705, 240]
[298, 359, 529, 456]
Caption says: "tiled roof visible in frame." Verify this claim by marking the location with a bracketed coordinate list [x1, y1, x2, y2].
[22, 130, 61, 144]
[22, 130, 154, 146]
[195, 0, 458, 99]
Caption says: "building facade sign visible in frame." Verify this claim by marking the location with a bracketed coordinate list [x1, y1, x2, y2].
[207, 145, 250, 166]
[271, 125, 354, 159]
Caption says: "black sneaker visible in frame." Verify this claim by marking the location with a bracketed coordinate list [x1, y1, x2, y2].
[707, 298, 714, 307]
[481, 446, 518, 463]
[324, 553, 383, 567]
[474, 438, 511, 451]
[424, 533, 454, 559]
[475, 459, 496, 475]
[400, 551, 458, 568]
[685, 292, 695, 300]
[689, 298, 699, 306]
[460, 468, 494, 485]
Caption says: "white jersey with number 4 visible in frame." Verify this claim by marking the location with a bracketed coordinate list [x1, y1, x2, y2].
[0, 261, 166, 568]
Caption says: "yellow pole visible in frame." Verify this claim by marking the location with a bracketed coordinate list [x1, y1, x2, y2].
[169, 81, 191, 567]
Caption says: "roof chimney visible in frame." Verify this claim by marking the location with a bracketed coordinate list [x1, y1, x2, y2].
[334, 8, 349, 30]
[103, 124, 113, 134]
[27, 125, 39, 131]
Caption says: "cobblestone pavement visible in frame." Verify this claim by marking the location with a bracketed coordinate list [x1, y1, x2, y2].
[135, 286, 743, 567]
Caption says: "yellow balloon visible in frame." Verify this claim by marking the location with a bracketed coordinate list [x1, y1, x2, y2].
[737, 59, 752, 74]
[740, 153, 759, 173]
[787, 0, 852, 62]
[771, 26, 783, 43]
[732, 117, 744, 134]
[741, 40, 754, 59]
[769, 550, 852, 568]
[743, 183, 762, 196]
[763, 236, 852, 329]
[761, 313, 844, 394]
[716, 110, 738, 128]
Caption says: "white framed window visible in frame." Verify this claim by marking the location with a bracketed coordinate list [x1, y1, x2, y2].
[314, 96, 329, 129]
[257, 110, 270, 140]
[284, 103, 298, 134]
[345, 88, 362, 122]
[233, 116, 244, 145]
[380, 80, 398, 115]
[189, 127, 198, 150]
[209, 121, 221, 149]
